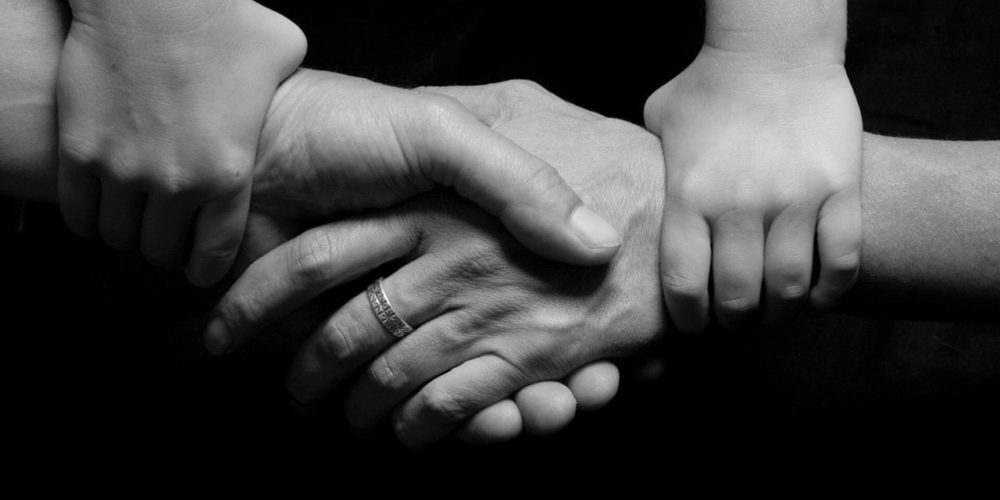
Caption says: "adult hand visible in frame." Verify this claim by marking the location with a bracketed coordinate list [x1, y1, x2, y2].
[248, 69, 621, 267]
[215, 79, 669, 446]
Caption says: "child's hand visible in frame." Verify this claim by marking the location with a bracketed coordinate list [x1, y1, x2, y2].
[644, 46, 863, 332]
[57, 0, 306, 286]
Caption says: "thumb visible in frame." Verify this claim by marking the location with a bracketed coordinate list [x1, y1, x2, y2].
[410, 94, 621, 266]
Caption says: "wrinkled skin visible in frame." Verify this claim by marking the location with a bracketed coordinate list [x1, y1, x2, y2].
[220, 77, 670, 447]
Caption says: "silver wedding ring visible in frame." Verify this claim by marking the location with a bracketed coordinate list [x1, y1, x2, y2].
[366, 277, 415, 339]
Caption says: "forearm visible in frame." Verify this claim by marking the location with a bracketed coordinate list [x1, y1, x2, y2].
[704, 0, 847, 67]
[3, 78, 1000, 316]
[854, 135, 1000, 318]
[0, 2, 996, 312]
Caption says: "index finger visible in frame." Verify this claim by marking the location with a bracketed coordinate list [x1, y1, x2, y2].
[205, 212, 417, 355]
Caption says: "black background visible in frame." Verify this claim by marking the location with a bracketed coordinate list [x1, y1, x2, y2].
[3, 0, 999, 484]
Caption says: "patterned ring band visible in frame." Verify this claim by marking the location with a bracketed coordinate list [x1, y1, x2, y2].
[366, 277, 415, 339]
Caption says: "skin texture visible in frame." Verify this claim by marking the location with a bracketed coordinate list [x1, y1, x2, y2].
[58, 0, 308, 286]
[2, 0, 998, 447]
[0, 0, 619, 445]
[221, 79, 666, 447]
[55, 0, 623, 285]
[645, 0, 862, 333]
[216, 77, 1000, 447]
[242, 70, 623, 268]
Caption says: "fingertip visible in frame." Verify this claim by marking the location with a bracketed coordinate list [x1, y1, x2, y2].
[502, 205, 621, 267]
[515, 381, 577, 436]
[186, 201, 249, 287]
[659, 202, 712, 334]
[568, 205, 623, 252]
[567, 361, 620, 411]
[663, 278, 711, 335]
[454, 399, 523, 445]
[814, 190, 863, 304]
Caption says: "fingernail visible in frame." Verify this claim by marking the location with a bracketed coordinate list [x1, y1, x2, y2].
[204, 317, 232, 355]
[569, 206, 621, 249]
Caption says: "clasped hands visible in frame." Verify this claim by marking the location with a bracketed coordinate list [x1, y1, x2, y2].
[209, 70, 667, 446]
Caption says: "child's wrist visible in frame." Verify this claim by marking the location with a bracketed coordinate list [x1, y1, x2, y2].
[704, 0, 847, 68]
[696, 42, 845, 76]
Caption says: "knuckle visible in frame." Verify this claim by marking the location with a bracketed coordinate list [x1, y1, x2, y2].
[777, 283, 809, 301]
[420, 94, 466, 125]
[768, 186, 805, 212]
[498, 79, 548, 99]
[518, 157, 567, 195]
[670, 175, 718, 207]
[418, 383, 470, 423]
[255, 7, 308, 70]
[274, 20, 308, 68]
[769, 263, 811, 294]
[62, 141, 141, 184]
[216, 291, 261, 333]
[716, 295, 759, 315]
[314, 321, 358, 366]
[201, 151, 253, 193]
[286, 232, 335, 284]
[195, 229, 246, 264]
[516, 344, 571, 380]
[151, 153, 252, 198]
[661, 271, 705, 301]
[826, 251, 861, 279]
[147, 169, 197, 197]
[490, 79, 554, 116]
[450, 245, 505, 282]
[58, 133, 101, 169]
[196, 238, 242, 263]
[367, 355, 408, 393]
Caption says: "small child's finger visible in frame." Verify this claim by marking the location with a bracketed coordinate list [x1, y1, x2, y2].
[712, 210, 764, 329]
[762, 208, 815, 326]
[57, 162, 99, 238]
[96, 182, 145, 251]
[660, 198, 711, 334]
[185, 187, 251, 288]
[140, 196, 196, 269]
[811, 189, 862, 311]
